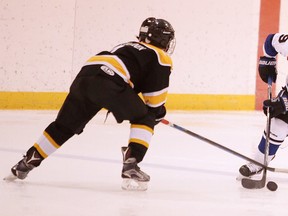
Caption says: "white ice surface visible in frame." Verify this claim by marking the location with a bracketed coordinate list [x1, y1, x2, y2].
[1, 110, 288, 216]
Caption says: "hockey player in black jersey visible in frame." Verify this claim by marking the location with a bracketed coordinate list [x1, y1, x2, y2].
[5, 17, 176, 191]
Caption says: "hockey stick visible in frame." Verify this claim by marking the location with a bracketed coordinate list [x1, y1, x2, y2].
[241, 77, 273, 189]
[161, 118, 288, 174]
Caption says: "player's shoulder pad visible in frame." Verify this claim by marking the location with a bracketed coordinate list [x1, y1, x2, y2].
[140, 42, 173, 68]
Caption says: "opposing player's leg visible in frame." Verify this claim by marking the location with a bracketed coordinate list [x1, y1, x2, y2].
[239, 118, 288, 177]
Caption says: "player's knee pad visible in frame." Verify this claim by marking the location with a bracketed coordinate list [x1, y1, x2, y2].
[131, 115, 155, 129]
[112, 104, 148, 124]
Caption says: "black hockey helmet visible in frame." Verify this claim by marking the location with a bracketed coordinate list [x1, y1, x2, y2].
[138, 17, 176, 54]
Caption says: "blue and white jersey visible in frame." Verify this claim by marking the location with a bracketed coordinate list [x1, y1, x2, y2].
[264, 33, 288, 57]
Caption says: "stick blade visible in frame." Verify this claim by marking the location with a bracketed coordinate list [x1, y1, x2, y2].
[241, 178, 265, 189]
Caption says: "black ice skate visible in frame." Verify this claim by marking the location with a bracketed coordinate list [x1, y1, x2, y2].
[239, 163, 263, 177]
[121, 147, 150, 191]
[4, 148, 43, 181]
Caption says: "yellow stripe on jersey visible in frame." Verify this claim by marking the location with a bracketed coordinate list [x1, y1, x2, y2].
[142, 87, 168, 107]
[85, 55, 134, 88]
[129, 124, 154, 148]
[33, 131, 60, 158]
[140, 42, 173, 68]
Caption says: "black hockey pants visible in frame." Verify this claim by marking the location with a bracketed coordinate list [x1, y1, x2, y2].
[45, 65, 155, 148]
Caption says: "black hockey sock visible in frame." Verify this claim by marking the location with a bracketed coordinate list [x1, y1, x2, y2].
[26, 146, 44, 167]
[128, 142, 148, 163]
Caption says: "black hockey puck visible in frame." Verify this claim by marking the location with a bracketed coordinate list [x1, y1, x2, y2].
[266, 181, 278, 191]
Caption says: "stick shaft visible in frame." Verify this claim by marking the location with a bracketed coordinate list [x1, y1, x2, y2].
[241, 77, 273, 189]
[161, 119, 288, 174]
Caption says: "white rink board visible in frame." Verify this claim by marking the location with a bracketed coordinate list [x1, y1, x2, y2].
[1, 0, 261, 94]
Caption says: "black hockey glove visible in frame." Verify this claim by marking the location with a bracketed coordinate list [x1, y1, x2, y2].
[155, 105, 166, 124]
[263, 95, 288, 118]
[258, 56, 277, 83]
[147, 105, 166, 125]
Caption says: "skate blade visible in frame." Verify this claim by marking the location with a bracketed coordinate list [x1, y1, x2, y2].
[3, 173, 18, 182]
[121, 179, 148, 191]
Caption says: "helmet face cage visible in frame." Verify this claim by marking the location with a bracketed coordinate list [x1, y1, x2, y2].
[139, 17, 175, 54]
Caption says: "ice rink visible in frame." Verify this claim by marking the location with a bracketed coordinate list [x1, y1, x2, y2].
[1, 110, 288, 216]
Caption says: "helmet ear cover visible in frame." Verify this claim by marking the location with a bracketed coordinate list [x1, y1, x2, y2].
[138, 17, 156, 42]
[138, 17, 175, 52]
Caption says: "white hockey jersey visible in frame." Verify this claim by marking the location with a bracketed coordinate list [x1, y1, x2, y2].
[264, 33, 288, 57]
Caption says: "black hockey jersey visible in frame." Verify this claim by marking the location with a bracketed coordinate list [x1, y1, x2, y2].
[84, 41, 173, 108]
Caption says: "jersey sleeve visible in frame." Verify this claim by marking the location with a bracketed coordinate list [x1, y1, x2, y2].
[264, 33, 288, 57]
[140, 43, 172, 108]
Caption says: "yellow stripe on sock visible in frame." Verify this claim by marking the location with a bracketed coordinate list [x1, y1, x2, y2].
[33, 143, 48, 158]
[43, 131, 60, 149]
[129, 138, 149, 148]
